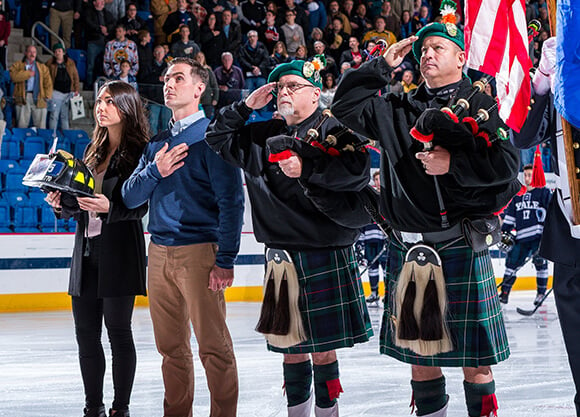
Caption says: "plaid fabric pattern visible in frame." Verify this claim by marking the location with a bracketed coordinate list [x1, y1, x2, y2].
[380, 237, 510, 367]
[268, 247, 374, 354]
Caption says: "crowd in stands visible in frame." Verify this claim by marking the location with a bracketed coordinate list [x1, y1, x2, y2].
[0, 0, 555, 232]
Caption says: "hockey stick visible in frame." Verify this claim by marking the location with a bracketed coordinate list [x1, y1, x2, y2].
[516, 288, 553, 316]
[358, 245, 387, 277]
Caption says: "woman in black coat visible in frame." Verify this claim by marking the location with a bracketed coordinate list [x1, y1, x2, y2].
[45, 81, 149, 417]
[200, 12, 228, 69]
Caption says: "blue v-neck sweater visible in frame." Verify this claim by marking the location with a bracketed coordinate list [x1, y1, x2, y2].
[122, 118, 244, 268]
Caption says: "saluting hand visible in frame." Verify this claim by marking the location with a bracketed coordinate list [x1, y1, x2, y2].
[155, 142, 189, 177]
[245, 82, 275, 110]
[384, 35, 418, 68]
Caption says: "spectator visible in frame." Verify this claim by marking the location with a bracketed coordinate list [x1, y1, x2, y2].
[202, 0, 230, 22]
[391, 0, 413, 24]
[200, 12, 228, 68]
[281, 9, 305, 57]
[221, 9, 242, 53]
[46, 43, 80, 131]
[194, 51, 219, 118]
[150, 0, 177, 45]
[10, 45, 53, 129]
[361, 16, 397, 47]
[400, 9, 414, 39]
[239, 0, 266, 34]
[294, 44, 308, 60]
[319, 72, 336, 109]
[269, 40, 290, 71]
[237, 30, 269, 92]
[104, 24, 139, 78]
[339, 36, 363, 69]
[327, 0, 351, 34]
[342, 0, 355, 26]
[324, 16, 348, 62]
[401, 69, 417, 92]
[119, 3, 147, 43]
[307, 27, 324, 56]
[164, 0, 201, 44]
[140, 45, 172, 134]
[21, 0, 48, 38]
[351, 3, 372, 39]
[49, 0, 81, 49]
[413, 5, 430, 31]
[366, 0, 382, 19]
[136, 30, 153, 82]
[170, 24, 201, 58]
[281, 0, 309, 35]
[303, 0, 327, 32]
[0, 10, 10, 69]
[380, 1, 400, 39]
[84, 0, 116, 87]
[258, 9, 285, 54]
[214, 51, 244, 108]
[105, 0, 126, 22]
[312, 41, 337, 77]
[114, 60, 139, 91]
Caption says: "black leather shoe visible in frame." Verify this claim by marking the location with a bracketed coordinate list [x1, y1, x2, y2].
[109, 409, 130, 417]
[83, 406, 106, 417]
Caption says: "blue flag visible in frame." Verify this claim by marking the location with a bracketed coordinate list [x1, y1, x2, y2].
[554, 0, 580, 129]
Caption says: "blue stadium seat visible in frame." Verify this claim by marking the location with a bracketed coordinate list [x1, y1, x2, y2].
[74, 138, 91, 160]
[11, 128, 37, 143]
[0, 200, 12, 232]
[1, 140, 20, 160]
[13, 203, 40, 233]
[62, 129, 90, 145]
[22, 136, 46, 161]
[2, 192, 28, 207]
[40, 204, 67, 233]
[0, 160, 19, 175]
[4, 171, 27, 193]
[67, 49, 87, 82]
[35, 128, 61, 147]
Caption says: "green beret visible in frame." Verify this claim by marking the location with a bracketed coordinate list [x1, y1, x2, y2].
[267, 60, 323, 89]
[412, 22, 464, 61]
[52, 43, 65, 52]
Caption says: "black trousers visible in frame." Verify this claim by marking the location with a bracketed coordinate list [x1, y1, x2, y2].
[71, 237, 136, 410]
[553, 262, 580, 417]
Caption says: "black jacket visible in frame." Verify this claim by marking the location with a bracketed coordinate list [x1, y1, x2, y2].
[236, 41, 270, 77]
[333, 58, 521, 233]
[84, 6, 115, 43]
[62, 150, 148, 298]
[206, 102, 370, 250]
[163, 10, 200, 44]
[512, 92, 580, 267]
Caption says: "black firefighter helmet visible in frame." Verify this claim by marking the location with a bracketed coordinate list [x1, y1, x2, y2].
[22, 150, 96, 198]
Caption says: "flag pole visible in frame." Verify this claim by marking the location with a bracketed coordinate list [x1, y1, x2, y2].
[547, 0, 580, 224]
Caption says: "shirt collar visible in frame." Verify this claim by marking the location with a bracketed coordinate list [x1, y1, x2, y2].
[168, 110, 205, 136]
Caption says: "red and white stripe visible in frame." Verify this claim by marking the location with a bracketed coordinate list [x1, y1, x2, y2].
[464, 0, 531, 132]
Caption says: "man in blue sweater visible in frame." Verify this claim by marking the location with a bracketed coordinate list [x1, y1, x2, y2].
[122, 57, 244, 417]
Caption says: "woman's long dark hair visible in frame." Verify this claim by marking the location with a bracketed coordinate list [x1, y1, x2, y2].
[85, 80, 149, 177]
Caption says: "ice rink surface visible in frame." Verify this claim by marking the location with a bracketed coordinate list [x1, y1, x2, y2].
[0, 291, 576, 417]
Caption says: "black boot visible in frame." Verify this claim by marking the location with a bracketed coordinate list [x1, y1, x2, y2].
[109, 409, 130, 417]
[83, 406, 106, 417]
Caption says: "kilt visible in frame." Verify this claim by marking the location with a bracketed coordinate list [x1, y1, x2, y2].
[380, 237, 510, 367]
[267, 246, 374, 354]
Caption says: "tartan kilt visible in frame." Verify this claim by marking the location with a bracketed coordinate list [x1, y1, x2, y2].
[380, 237, 510, 367]
[267, 246, 374, 354]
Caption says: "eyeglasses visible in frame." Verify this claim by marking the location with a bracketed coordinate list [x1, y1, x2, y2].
[272, 82, 314, 96]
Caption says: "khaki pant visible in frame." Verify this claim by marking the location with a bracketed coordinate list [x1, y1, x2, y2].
[16, 93, 47, 129]
[148, 242, 238, 417]
[49, 8, 74, 49]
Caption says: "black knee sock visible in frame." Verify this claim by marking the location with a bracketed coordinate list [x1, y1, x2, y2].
[313, 361, 342, 408]
[464, 380, 497, 417]
[411, 376, 448, 416]
[283, 360, 312, 407]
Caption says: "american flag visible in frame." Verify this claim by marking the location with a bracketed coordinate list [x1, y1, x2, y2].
[464, 0, 532, 132]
